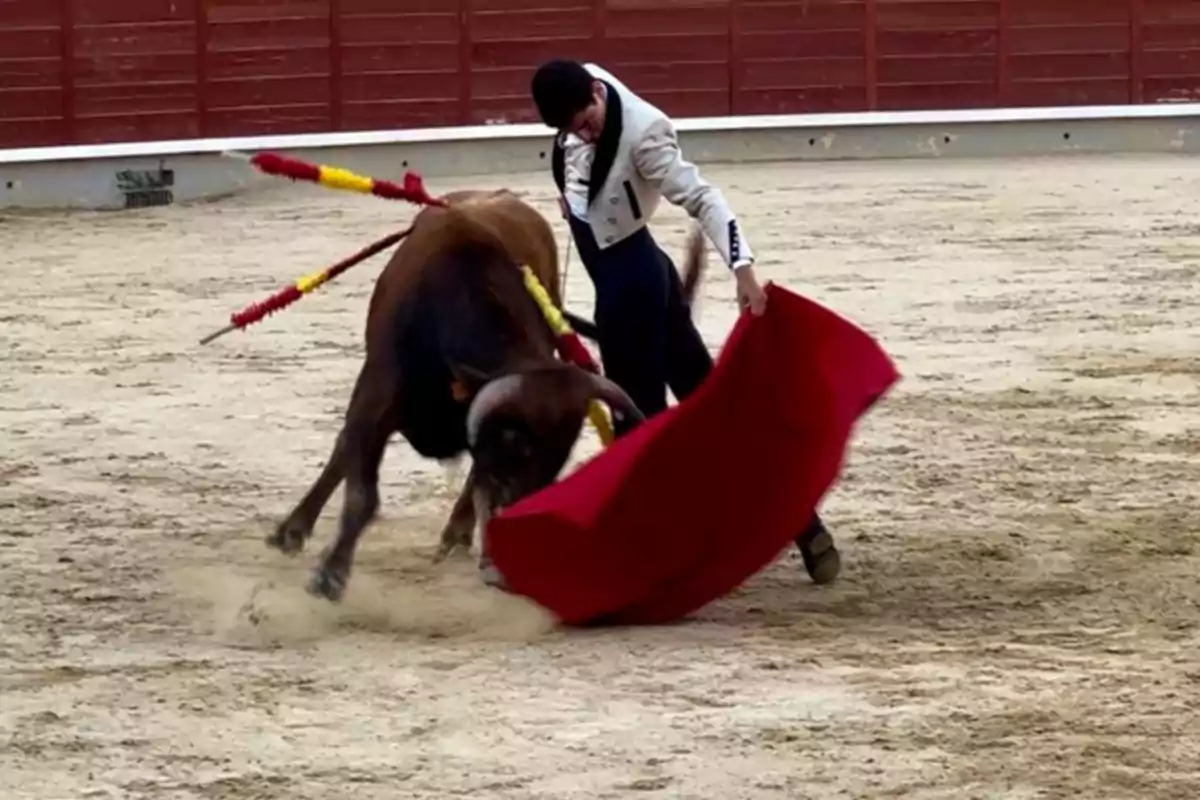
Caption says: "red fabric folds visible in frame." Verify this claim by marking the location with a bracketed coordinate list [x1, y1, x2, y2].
[487, 284, 901, 626]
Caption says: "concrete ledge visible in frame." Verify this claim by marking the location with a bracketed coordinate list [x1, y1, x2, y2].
[4, 103, 1200, 211]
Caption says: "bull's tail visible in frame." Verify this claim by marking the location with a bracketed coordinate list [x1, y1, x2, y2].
[563, 310, 600, 339]
[563, 222, 708, 342]
[679, 221, 707, 309]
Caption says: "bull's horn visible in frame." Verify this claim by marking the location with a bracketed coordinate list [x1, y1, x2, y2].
[465, 373, 525, 448]
[587, 373, 644, 424]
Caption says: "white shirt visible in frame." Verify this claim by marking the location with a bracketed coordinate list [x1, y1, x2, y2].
[551, 63, 754, 270]
[562, 133, 593, 221]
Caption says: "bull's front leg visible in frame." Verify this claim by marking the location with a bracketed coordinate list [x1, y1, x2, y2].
[433, 464, 477, 562]
[268, 430, 346, 555]
[472, 486, 509, 591]
[308, 366, 395, 602]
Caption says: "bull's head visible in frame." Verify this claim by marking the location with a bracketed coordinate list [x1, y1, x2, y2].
[457, 363, 642, 524]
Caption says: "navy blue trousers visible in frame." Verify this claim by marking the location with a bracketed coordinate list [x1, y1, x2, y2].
[569, 214, 832, 559]
[567, 215, 712, 435]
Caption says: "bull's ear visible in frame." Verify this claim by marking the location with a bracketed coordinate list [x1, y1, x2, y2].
[448, 361, 491, 392]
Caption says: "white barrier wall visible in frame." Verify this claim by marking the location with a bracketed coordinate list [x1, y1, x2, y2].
[3, 104, 1200, 211]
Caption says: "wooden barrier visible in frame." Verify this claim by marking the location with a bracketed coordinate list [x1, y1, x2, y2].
[2, 0, 1200, 150]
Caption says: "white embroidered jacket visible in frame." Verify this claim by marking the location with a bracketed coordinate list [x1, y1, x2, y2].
[550, 63, 755, 270]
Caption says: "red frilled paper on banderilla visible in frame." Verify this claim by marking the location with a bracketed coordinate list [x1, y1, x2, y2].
[487, 283, 901, 626]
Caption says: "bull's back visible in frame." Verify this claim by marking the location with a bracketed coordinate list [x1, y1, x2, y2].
[444, 191, 562, 306]
[361, 207, 555, 460]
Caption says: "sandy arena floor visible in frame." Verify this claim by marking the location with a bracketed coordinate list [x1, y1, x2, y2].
[2, 153, 1199, 799]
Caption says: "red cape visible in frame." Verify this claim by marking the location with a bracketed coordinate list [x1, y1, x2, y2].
[487, 284, 900, 625]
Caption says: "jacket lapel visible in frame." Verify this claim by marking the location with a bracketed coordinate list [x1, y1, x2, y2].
[550, 132, 566, 194]
[587, 80, 623, 208]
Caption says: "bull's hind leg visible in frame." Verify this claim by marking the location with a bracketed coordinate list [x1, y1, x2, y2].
[433, 465, 477, 562]
[307, 363, 396, 602]
[268, 431, 346, 555]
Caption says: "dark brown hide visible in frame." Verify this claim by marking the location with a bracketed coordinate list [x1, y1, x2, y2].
[267, 191, 708, 599]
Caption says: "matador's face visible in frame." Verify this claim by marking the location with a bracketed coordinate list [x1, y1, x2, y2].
[565, 81, 607, 144]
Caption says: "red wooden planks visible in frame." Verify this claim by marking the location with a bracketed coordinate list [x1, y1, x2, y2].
[603, 33, 729, 63]
[1009, 52, 1130, 82]
[1009, 24, 1131, 55]
[605, 5, 729, 37]
[1143, 22, 1200, 50]
[342, 71, 458, 102]
[73, 81, 198, 117]
[338, 13, 459, 45]
[607, 61, 729, 95]
[735, 85, 868, 114]
[207, 47, 331, 79]
[74, 53, 197, 89]
[204, 0, 330, 23]
[1004, 1, 1133, 108]
[1142, 9, 1200, 99]
[873, 0, 998, 111]
[206, 17, 330, 51]
[1143, 76, 1200, 102]
[878, 54, 995, 84]
[471, 8, 593, 41]
[206, 74, 332, 108]
[1135, 0, 1200, 24]
[73, 111, 200, 143]
[877, 81, 998, 109]
[337, 2, 463, 127]
[466, 95, 544, 125]
[1006, 0, 1129, 26]
[339, 0, 450, 12]
[877, 28, 996, 56]
[67, 7, 201, 143]
[735, 0, 865, 115]
[340, 98, 460, 130]
[204, 103, 331, 135]
[641, 88, 730, 118]
[0, 118, 67, 148]
[0, 0, 1191, 152]
[740, 29, 864, 59]
[738, 0, 867, 33]
[72, 0, 199, 24]
[1006, 78, 1131, 106]
[0, 57, 63, 90]
[73, 22, 197, 57]
[0, 27, 61, 59]
[0, 88, 62, 119]
[472, 37, 594, 68]
[0, 0, 64, 146]
[197, 2, 335, 135]
[874, 0, 999, 30]
[0, 0, 62, 26]
[1143, 48, 1200, 77]
[740, 57, 866, 89]
[340, 42, 459, 73]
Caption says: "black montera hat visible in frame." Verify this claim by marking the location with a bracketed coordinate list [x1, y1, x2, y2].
[530, 59, 594, 129]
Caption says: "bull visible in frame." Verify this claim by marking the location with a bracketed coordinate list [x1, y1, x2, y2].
[268, 189, 707, 599]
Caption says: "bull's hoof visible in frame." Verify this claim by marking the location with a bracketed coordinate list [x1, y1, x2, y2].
[797, 520, 841, 586]
[432, 538, 472, 564]
[268, 515, 312, 556]
[479, 561, 511, 593]
[306, 567, 347, 602]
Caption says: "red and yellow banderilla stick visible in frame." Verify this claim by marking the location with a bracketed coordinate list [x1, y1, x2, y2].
[200, 153, 450, 345]
[520, 265, 614, 445]
[223, 150, 448, 208]
[208, 151, 614, 444]
[198, 226, 412, 346]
